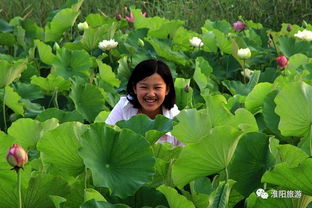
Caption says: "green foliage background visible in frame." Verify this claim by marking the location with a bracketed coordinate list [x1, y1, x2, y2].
[1, 0, 312, 31]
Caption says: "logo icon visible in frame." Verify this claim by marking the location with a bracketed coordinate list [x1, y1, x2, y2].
[256, 188, 269, 199]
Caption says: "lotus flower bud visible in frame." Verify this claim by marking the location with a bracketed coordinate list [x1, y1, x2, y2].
[138, 38, 144, 47]
[276, 56, 288, 68]
[237, 48, 251, 59]
[77, 21, 89, 31]
[53, 42, 60, 51]
[115, 14, 122, 20]
[189, 37, 204, 48]
[184, 84, 190, 92]
[141, 11, 147, 17]
[233, 21, 246, 32]
[6, 144, 28, 169]
[287, 24, 292, 32]
[98, 39, 118, 51]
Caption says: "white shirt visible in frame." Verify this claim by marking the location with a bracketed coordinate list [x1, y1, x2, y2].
[105, 97, 182, 146]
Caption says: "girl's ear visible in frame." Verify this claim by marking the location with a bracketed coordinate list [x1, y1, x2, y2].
[165, 86, 169, 95]
[133, 85, 137, 94]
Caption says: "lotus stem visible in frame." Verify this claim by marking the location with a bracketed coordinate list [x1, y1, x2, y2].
[17, 169, 22, 208]
[2, 87, 7, 131]
[242, 60, 246, 84]
[53, 89, 59, 109]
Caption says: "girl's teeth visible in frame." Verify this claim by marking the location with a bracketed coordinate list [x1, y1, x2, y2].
[145, 99, 156, 102]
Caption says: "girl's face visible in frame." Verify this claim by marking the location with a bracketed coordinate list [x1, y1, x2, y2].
[133, 73, 169, 118]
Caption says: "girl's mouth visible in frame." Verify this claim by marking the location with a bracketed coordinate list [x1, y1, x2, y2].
[144, 98, 157, 103]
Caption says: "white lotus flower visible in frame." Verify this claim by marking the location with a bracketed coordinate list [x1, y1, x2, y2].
[237, 48, 251, 59]
[77, 21, 89, 31]
[98, 39, 118, 51]
[294, 30, 312, 41]
[189, 37, 204, 48]
[241, 68, 254, 79]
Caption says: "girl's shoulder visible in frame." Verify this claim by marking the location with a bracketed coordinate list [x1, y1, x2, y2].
[163, 104, 180, 118]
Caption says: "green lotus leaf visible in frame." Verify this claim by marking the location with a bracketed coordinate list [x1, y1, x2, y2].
[202, 31, 218, 53]
[97, 60, 121, 88]
[171, 109, 212, 144]
[208, 180, 236, 208]
[245, 82, 273, 114]
[36, 108, 84, 123]
[193, 57, 213, 91]
[278, 35, 312, 57]
[117, 186, 169, 207]
[49, 195, 67, 208]
[80, 199, 129, 208]
[277, 144, 309, 168]
[203, 95, 232, 127]
[172, 27, 198, 51]
[78, 123, 155, 198]
[31, 74, 71, 94]
[172, 126, 241, 188]
[84, 188, 107, 202]
[69, 82, 106, 122]
[132, 9, 184, 39]
[189, 177, 212, 208]
[85, 13, 107, 27]
[157, 185, 195, 208]
[262, 158, 312, 195]
[287, 53, 309, 69]
[0, 18, 13, 33]
[23, 19, 44, 40]
[263, 90, 281, 135]
[52, 47, 93, 79]
[222, 71, 260, 96]
[116, 114, 173, 144]
[7, 118, 58, 149]
[45, 8, 80, 42]
[174, 78, 193, 109]
[37, 122, 86, 176]
[146, 38, 187, 65]
[34, 40, 56, 65]
[274, 81, 312, 137]
[24, 173, 70, 208]
[3, 86, 24, 115]
[0, 58, 27, 88]
[0, 32, 16, 46]
[226, 108, 258, 133]
[0, 131, 32, 204]
[228, 132, 274, 197]
[80, 26, 110, 51]
[0, 171, 69, 208]
[94, 111, 110, 123]
[14, 83, 44, 100]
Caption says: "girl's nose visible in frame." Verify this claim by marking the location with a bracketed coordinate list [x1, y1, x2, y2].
[146, 89, 156, 96]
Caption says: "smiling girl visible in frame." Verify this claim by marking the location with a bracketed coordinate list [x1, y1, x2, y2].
[105, 59, 182, 146]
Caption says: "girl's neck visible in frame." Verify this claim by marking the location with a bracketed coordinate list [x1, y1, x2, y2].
[138, 107, 162, 119]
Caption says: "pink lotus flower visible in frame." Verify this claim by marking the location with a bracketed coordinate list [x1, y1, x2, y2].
[6, 144, 28, 169]
[125, 11, 147, 23]
[125, 12, 135, 23]
[233, 21, 246, 32]
[276, 56, 288, 68]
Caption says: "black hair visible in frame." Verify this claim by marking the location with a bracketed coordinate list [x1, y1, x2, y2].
[126, 59, 176, 109]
